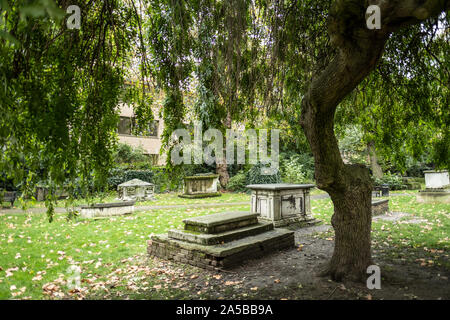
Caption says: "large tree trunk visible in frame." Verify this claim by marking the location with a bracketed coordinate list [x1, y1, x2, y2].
[216, 111, 232, 188]
[299, 0, 449, 281]
[368, 141, 383, 179]
[327, 165, 373, 281]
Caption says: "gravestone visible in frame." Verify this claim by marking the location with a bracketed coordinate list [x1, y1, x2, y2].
[247, 183, 320, 227]
[179, 173, 221, 198]
[417, 170, 450, 204]
[118, 179, 155, 201]
[148, 211, 294, 270]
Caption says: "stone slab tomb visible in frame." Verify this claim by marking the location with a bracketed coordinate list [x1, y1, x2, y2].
[80, 201, 135, 218]
[148, 211, 294, 270]
[417, 170, 450, 204]
[371, 199, 389, 216]
[247, 183, 321, 227]
[179, 174, 221, 199]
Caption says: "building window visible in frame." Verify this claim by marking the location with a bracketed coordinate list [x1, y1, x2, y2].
[118, 117, 132, 135]
[118, 117, 159, 137]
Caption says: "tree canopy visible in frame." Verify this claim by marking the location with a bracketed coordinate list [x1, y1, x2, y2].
[1, 0, 449, 279]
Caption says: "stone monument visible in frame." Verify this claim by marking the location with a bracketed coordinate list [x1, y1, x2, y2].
[417, 170, 450, 203]
[118, 179, 155, 201]
[80, 201, 135, 218]
[148, 211, 294, 270]
[247, 183, 320, 227]
[179, 173, 221, 198]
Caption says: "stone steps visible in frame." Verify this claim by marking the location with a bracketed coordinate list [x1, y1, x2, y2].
[183, 211, 259, 233]
[148, 210, 295, 269]
[149, 228, 294, 269]
[168, 221, 274, 245]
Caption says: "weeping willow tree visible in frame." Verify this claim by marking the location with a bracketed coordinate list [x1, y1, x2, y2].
[0, 0, 152, 220]
[1, 0, 449, 280]
[147, 0, 449, 281]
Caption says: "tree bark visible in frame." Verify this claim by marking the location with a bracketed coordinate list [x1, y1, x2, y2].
[216, 111, 232, 188]
[300, 0, 449, 281]
[368, 141, 383, 179]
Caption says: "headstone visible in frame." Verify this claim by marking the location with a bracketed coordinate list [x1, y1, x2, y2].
[246, 183, 320, 227]
[118, 179, 155, 201]
[179, 173, 221, 198]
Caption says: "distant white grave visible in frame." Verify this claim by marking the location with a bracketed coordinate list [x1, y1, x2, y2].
[424, 170, 449, 189]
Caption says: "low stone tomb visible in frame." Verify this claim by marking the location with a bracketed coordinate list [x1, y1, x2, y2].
[118, 179, 155, 201]
[371, 199, 389, 216]
[179, 173, 221, 199]
[247, 183, 320, 227]
[80, 201, 135, 218]
[417, 170, 450, 204]
[35, 185, 68, 201]
[148, 211, 294, 270]
[0, 189, 16, 207]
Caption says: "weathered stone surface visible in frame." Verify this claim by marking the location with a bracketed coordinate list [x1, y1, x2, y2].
[180, 174, 221, 198]
[178, 192, 221, 199]
[118, 179, 155, 201]
[148, 228, 295, 269]
[183, 211, 259, 234]
[424, 170, 449, 190]
[168, 221, 274, 245]
[246, 183, 315, 190]
[416, 190, 450, 204]
[80, 201, 135, 218]
[371, 199, 389, 216]
[247, 183, 320, 228]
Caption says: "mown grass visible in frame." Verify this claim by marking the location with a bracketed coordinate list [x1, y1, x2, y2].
[4, 187, 328, 210]
[0, 192, 448, 299]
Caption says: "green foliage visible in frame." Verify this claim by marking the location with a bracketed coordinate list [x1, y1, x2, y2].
[374, 173, 406, 191]
[246, 162, 282, 185]
[226, 171, 248, 193]
[279, 152, 314, 183]
[107, 169, 154, 190]
[0, 0, 151, 220]
[113, 143, 149, 164]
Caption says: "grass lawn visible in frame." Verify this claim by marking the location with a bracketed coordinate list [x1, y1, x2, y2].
[3, 187, 327, 210]
[4, 191, 252, 210]
[0, 192, 448, 299]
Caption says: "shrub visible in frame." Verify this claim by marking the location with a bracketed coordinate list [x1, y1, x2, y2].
[226, 172, 248, 192]
[113, 143, 149, 164]
[280, 154, 312, 183]
[107, 168, 154, 190]
[374, 173, 406, 190]
[246, 162, 282, 185]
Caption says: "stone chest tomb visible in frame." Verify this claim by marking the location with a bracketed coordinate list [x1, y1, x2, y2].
[424, 170, 449, 190]
[180, 173, 221, 198]
[247, 183, 320, 227]
[417, 170, 450, 204]
[118, 179, 155, 201]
